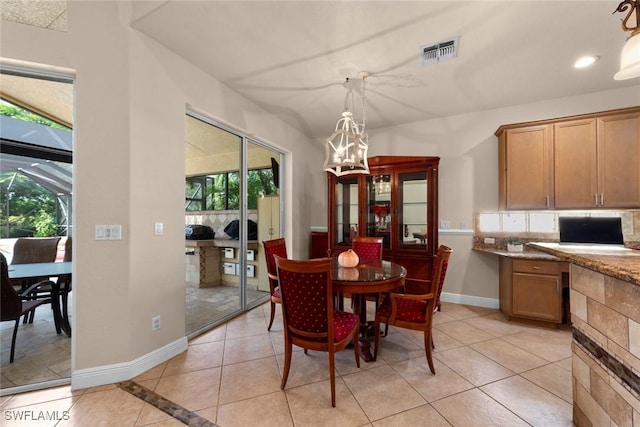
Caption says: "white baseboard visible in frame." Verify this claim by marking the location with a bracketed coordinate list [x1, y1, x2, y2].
[440, 292, 499, 309]
[71, 337, 188, 390]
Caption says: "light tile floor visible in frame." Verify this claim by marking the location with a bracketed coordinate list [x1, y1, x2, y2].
[0, 286, 268, 388]
[0, 302, 574, 426]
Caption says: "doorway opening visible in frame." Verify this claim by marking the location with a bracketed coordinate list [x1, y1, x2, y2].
[0, 68, 74, 394]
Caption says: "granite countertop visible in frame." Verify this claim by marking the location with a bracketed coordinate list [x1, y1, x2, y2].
[472, 246, 560, 260]
[529, 242, 640, 286]
[185, 239, 259, 249]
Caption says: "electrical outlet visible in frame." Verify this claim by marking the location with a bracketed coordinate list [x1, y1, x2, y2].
[440, 220, 450, 229]
[484, 237, 496, 244]
[152, 315, 161, 331]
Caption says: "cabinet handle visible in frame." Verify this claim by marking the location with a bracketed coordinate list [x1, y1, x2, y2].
[531, 266, 541, 270]
[600, 193, 604, 206]
[594, 193, 599, 206]
[546, 195, 549, 208]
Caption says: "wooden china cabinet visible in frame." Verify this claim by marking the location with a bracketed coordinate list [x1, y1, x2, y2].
[327, 156, 440, 294]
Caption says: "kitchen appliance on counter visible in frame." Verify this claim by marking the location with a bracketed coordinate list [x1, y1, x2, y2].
[559, 217, 623, 245]
[185, 224, 215, 240]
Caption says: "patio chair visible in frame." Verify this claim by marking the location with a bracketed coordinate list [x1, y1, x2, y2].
[1, 253, 55, 363]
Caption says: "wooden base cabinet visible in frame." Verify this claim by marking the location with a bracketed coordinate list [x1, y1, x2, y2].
[327, 156, 439, 293]
[499, 258, 563, 326]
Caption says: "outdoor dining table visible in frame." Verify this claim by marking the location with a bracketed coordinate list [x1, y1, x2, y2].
[8, 261, 72, 337]
[331, 258, 406, 362]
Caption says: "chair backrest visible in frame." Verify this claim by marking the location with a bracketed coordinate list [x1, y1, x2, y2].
[11, 237, 61, 265]
[263, 238, 288, 279]
[63, 237, 72, 262]
[1, 253, 22, 320]
[432, 245, 452, 307]
[352, 236, 383, 262]
[274, 256, 333, 338]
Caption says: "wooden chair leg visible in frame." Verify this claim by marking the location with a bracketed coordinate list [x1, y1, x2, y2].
[373, 318, 381, 361]
[353, 333, 360, 368]
[281, 339, 292, 390]
[424, 330, 436, 375]
[267, 300, 276, 331]
[329, 351, 336, 407]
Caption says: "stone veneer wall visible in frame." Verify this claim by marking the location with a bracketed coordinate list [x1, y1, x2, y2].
[570, 264, 640, 426]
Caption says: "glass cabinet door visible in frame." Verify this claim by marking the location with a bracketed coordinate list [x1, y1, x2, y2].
[366, 174, 392, 249]
[398, 171, 428, 250]
[334, 176, 359, 245]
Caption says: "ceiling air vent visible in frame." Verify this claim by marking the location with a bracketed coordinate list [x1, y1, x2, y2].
[421, 37, 459, 66]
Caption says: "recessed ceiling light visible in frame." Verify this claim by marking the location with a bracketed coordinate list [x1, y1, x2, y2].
[574, 56, 599, 69]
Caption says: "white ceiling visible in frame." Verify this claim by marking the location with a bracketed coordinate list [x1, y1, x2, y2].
[2, 1, 639, 142]
[130, 1, 640, 140]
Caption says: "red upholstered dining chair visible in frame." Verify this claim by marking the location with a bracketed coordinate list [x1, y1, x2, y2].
[262, 238, 288, 331]
[373, 245, 452, 374]
[275, 256, 360, 407]
[352, 236, 387, 327]
[1, 253, 54, 363]
[352, 236, 383, 262]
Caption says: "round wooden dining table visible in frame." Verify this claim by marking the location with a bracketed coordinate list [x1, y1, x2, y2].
[331, 258, 406, 362]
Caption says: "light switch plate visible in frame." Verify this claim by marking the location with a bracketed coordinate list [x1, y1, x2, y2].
[95, 225, 122, 241]
[154, 222, 163, 236]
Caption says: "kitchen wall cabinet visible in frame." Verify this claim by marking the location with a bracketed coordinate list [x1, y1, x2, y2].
[498, 124, 553, 210]
[499, 258, 565, 326]
[553, 118, 598, 208]
[596, 112, 640, 208]
[327, 156, 439, 294]
[497, 106, 640, 210]
[554, 112, 640, 208]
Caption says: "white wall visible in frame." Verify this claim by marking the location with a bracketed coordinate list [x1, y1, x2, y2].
[2, 0, 639, 388]
[364, 86, 640, 304]
[1, 1, 323, 388]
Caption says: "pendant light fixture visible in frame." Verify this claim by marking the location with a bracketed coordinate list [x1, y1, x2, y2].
[323, 71, 370, 176]
[614, 0, 640, 80]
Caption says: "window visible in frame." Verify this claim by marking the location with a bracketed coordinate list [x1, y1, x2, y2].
[185, 168, 277, 212]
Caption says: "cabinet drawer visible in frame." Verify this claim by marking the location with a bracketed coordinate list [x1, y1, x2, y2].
[512, 260, 559, 275]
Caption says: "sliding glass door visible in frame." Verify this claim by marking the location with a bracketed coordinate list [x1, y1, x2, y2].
[185, 112, 282, 336]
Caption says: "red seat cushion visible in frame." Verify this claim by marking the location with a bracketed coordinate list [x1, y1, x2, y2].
[378, 296, 427, 323]
[333, 311, 359, 342]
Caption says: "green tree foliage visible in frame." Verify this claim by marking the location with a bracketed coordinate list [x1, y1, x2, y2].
[1, 101, 66, 237]
[0, 174, 57, 237]
[0, 103, 70, 130]
[188, 168, 277, 212]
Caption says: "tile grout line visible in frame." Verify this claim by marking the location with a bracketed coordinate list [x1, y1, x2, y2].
[117, 380, 219, 427]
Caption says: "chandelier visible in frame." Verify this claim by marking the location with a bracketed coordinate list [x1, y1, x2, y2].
[323, 71, 370, 176]
[614, 0, 640, 80]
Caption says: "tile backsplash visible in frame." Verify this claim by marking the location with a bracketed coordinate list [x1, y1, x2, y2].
[474, 210, 640, 250]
